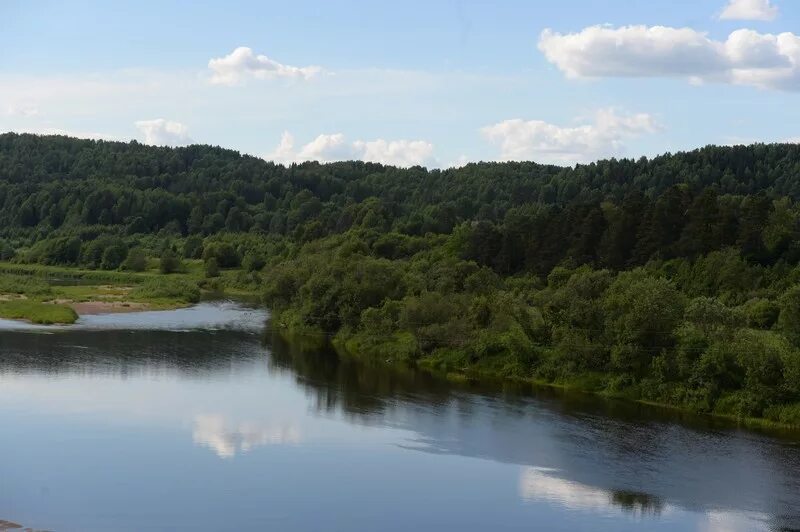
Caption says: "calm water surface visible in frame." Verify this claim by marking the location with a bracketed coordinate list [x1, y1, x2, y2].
[0, 302, 798, 531]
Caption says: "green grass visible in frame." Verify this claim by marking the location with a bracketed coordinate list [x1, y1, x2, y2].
[0, 300, 78, 324]
[0, 261, 262, 314]
[0, 273, 53, 297]
[130, 278, 201, 305]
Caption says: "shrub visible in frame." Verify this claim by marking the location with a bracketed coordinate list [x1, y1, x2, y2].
[159, 249, 182, 274]
[202, 242, 240, 268]
[121, 247, 147, 272]
[101, 242, 128, 270]
[204, 257, 220, 278]
[242, 252, 266, 273]
[183, 235, 204, 259]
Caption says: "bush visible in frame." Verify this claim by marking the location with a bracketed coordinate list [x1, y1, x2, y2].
[204, 257, 220, 278]
[779, 285, 800, 346]
[0, 239, 15, 261]
[101, 242, 128, 270]
[242, 252, 266, 273]
[159, 249, 182, 274]
[202, 242, 240, 268]
[183, 235, 204, 259]
[121, 247, 147, 272]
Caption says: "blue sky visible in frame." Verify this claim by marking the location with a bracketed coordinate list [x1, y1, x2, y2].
[1, 0, 799, 166]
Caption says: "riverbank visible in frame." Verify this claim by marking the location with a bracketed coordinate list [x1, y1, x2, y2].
[0, 262, 261, 325]
[270, 318, 800, 436]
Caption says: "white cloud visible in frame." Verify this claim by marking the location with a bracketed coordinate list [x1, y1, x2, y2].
[6, 103, 39, 117]
[481, 109, 660, 165]
[266, 131, 435, 167]
[208, 47, 322, 86]
[538, 25, 800, 90]
[134, 118, 192, 146]
[719, 0, 778, 21]
[353, 139, 435, 167]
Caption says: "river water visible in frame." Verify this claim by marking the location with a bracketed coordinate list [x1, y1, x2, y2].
[0, 302, 798, 531]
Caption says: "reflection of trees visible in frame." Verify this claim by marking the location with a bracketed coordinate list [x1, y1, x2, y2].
[611, 489, 664, 517]
[263, 329, 455, 418]
[0, 329, 267, 377]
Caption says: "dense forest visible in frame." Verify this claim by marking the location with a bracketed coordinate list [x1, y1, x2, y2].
[4, 132, 800, 425]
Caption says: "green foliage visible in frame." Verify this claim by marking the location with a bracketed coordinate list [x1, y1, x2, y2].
[242, 252, 266, 273]
[0, 239, 15, 261]
[159, 248, 182, 274]
[204, 257, 220, 278]
[604, 271, 685, 374]
[0, 274, 53, 297]
[202, 242, 240, 268]
[101, 242, 128, 270]
[183, 235, 204, 259]
[130, 278, 200, 304]
[778, 285, 800, 346]
[121, 247, 147, 272]
[741, 298, 780, 329]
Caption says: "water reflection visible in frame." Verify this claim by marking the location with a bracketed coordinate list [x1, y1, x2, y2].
[0, 305, 799, 531]
[263, 331, 800, 531]
[192, 415, 301, 458]
[519, 467, 664, 516]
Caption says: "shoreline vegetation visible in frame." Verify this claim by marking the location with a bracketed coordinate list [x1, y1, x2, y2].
[275, 322, 800, 436]
[4, 134, 800, 433]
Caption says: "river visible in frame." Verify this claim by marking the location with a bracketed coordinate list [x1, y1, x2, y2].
[0, 302, 798, 531]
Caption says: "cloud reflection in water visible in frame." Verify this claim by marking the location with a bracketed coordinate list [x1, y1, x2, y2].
[192, 414, 301, 458]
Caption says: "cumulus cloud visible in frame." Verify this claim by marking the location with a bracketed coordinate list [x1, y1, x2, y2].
[481, 109, 660, 165]
[134, 118, 192, 146]
[208, 47, 322, 86]
[266, 131, 435, 167]
[538, 25, 800, 90]
[719, 0, 778, 21]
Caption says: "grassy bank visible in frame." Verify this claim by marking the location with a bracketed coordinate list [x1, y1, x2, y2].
[0, 261, 260, 322]
[0, 300, 78, 324]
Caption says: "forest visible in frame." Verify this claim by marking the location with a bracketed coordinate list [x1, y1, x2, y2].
[4, 132, 800, 425]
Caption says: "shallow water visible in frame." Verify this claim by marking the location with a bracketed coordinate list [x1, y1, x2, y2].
[0, 303, 798, 531]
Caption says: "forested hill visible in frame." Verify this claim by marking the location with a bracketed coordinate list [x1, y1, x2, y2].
[3, 132, 800, 249]
[5, 132, 800, 427]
